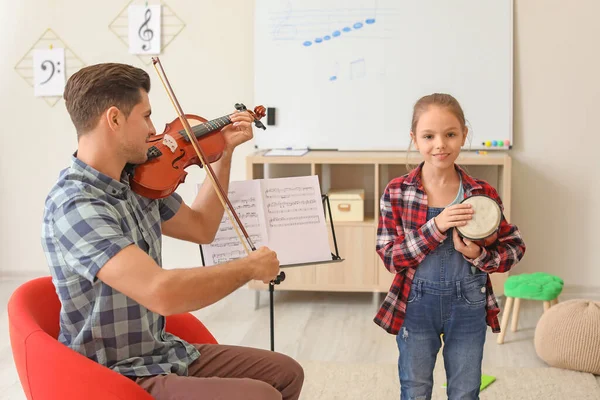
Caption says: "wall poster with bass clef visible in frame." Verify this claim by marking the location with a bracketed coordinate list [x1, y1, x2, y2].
[33, 47, 66, 97]
[14, 28, 87, 107]
[128, 4, 161, 55]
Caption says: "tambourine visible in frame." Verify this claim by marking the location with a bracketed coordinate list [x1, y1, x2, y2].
[456, 195, 501, 247]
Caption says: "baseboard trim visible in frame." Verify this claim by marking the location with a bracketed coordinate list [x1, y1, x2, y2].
[0, 271, 49, 281]
[559, 285, 600, 301]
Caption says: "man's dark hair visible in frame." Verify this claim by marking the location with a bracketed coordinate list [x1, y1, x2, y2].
[63, 63, 150, 137]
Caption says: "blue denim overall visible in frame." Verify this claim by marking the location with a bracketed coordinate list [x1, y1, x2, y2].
[396, 197, 488, 400]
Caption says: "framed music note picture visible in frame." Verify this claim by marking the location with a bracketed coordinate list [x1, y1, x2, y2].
[33, 48, 66, 97]
[128, 4, 161, 55]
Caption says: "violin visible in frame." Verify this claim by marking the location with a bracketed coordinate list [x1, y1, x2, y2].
[130, 104, 266, 200]
[139, 57, 284, 287]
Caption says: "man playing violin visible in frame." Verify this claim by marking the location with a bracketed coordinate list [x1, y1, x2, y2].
[40, 62, 304, 400]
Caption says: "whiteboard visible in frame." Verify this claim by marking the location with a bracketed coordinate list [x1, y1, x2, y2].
[254, 0, 513, 151]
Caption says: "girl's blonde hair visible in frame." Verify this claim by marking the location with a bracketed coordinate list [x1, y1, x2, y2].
[406, 93, 470, 170]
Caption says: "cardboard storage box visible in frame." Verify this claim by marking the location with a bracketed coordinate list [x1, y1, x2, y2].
[326, 189, 365, 221]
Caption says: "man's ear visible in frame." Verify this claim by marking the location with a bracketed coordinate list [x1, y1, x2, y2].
[106, 106, 121, 132]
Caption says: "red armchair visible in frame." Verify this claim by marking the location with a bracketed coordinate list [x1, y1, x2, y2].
[8, 276, 218, 400]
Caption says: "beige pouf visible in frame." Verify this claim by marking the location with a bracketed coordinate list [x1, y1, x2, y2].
[534, 299, 600, 374]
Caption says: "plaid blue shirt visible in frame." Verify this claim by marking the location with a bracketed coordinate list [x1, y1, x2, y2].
[41, 155, 200, 378]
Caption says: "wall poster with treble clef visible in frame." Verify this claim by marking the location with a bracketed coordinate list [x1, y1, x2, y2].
[128, 4, 161, 55]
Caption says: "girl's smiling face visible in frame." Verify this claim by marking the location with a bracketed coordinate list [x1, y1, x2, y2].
[411, 105, 467, 169]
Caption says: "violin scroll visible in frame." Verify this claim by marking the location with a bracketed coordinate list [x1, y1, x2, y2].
[235, 103, 267, 130]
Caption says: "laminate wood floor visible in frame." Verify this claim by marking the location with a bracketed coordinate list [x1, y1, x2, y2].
[1, 275, 597, 399]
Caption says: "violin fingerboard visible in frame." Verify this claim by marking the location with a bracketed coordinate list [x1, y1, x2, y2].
[180, 116, 232, 141]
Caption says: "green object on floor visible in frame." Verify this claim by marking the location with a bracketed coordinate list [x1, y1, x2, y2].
[504, 272, 563, 301]
[442, 374, 496, 391]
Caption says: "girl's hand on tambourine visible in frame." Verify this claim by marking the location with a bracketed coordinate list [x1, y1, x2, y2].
[433, 204, 473, 233]
[453, 228, 482, 259]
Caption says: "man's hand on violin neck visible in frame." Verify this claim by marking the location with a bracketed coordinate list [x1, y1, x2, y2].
[222, 110, 254, 151]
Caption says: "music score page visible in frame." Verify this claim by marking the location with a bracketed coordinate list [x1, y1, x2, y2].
[201, 176, 332, 266]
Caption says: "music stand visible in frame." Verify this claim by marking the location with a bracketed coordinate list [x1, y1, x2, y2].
[199, 194, 343, 352]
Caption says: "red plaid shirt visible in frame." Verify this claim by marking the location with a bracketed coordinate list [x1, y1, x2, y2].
[374, 162, 526, 335]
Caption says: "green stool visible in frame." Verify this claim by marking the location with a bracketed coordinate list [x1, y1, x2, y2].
[497, 272, 564, 344]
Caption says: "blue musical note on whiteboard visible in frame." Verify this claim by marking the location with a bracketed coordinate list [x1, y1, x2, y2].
[303, 18, 376, 48]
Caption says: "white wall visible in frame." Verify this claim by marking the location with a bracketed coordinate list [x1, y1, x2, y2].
[512, 0, 600, 291]
[1, 0, 599, 292]
[0, 0, 256, 274]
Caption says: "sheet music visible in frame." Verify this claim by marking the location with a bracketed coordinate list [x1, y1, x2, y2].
[200, 176, 332, 267]
[261, 176, 331, 265]
[201, 180, 269, 266]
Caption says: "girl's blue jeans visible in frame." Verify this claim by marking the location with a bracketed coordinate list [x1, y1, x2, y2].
[396, 274, 488, 400]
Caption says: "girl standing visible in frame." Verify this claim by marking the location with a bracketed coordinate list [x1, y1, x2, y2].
[375, 93, 525, 399]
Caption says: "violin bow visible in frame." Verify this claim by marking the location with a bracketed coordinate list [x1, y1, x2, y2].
[151, 57, 255, 255]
